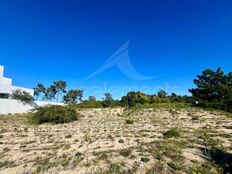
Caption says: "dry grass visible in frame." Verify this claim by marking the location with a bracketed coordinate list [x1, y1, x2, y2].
[0, 107, 231, 174]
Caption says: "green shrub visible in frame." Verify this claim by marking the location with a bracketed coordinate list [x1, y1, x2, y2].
[168, 162, 181, 170]
[11, 89, 34, 103]
[31, 105, 78, 124]
[119, 149, 132, 157]
[125, 119, 134, 124]
[141, 156, 150, 163]
[163, 128, 181, 138]
[118, 139, 124, 143]
[77, 100, 103, 108]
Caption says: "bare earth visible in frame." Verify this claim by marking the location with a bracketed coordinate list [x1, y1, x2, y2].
[0, 108, 232, 174]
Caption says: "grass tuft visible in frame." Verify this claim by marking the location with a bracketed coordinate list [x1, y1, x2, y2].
[163, 128, 181, 139]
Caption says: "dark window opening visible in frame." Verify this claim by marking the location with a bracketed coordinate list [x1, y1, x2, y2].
[0, 93, 9, 99]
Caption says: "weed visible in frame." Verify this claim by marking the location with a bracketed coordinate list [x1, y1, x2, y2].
[109, 163, 121, 173]
[163, 128, 181, 139]
[125, 119, 134, 124]
[118, 139, 124, 143]
[119, 149, 132, 157]
[141, 156, 150, 163]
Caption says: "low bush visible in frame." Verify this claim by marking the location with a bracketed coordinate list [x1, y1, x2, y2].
[125, 119, 134, 124]
[31, 105, 78, 124]
[163, 128, 181, 138]
[141, 156, 150, 163]
[119, 149, 132, 157]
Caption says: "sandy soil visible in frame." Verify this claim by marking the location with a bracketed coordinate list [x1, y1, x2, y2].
[0, 108, 231, 174]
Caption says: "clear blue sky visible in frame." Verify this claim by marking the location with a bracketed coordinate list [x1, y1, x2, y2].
[1, 0, 232, 99]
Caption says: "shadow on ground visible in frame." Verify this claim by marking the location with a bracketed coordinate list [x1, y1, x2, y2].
[201, 148, 232, 174]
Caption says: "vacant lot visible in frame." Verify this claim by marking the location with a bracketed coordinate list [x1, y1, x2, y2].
[0, 108, 232, 174]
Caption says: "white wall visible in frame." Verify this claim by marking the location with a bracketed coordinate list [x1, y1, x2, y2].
[0, 99, 64, 114]
[0, 66, 4, 78]
[0, 65, 34, 96]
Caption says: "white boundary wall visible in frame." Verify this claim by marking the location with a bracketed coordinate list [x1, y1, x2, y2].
[0, 99, 64, 114]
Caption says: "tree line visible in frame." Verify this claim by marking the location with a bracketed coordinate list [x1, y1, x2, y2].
[16, 67, 232, 113]
[33, 81, 192, 107]
[33, 80, 83, 103]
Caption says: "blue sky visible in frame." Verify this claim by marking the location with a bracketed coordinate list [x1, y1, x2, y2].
[0, 0, 232, 99]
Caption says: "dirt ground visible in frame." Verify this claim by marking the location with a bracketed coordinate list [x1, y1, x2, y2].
[0, 107, 232, 174]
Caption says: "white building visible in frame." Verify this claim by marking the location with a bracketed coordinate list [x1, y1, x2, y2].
[0, 65, 34, 98]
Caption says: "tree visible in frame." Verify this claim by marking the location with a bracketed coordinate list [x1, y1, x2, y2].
[44, 85, 56, 101]
[102, 92, 114, 107]
[53, 80, 67, 102]
[121, 91, 150, 107]
[171, 92, 177, 98]
[33, 83, 46, 100]
[157, 90, 168, 98]
[88, 96, 96, 101]
[11, 89, 34, 103]
[170, 92, 181, 102]
[63, 89, 83, 103]
[189, 68, 232, 112]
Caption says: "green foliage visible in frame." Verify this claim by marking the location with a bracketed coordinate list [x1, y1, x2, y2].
[44, 85, 56, 101]
[53, 80, 67, 102]
[77, 100, 103, 108]
[34, 80, 68, 102]
[11, 89, 34, 103]
[88, 96, 96, 101]
[118, 139, 124, 143]
[151, 97, 171, 103]
[163, 128, 181, 139]
[102, 92, 115, 107]
[157, 90, 167, 98]
[189, 68, 232, 113]
[141, 157, 150, 163]
[168, 162, 181, 170]
[31, 105, 78, 124]
[0, 161, 15, 168]
[121, 91, 191, 108]
[119, 149, 132, 157]
[109, 163, 121, 173]
[33, 83, 46, 100]
[121, 91, 150, 107]
[189, 163, 223, 174]
[125, 119, 134, 124]
[63, 89, 83, 103]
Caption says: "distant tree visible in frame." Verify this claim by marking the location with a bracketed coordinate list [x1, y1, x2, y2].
[44, 85, 56, 101]
[121, 91, 149, 107]
[11, 89, 34, 103]
[102, 92, 114, 107]
[53, 80, 67, 102]
[77, 100, 103, 108]
[33, 83, 46, 100]
[149, 94, 157, 104]
[170, 92, 180, 102]
[63, 89, 83, 103]
[157, 90, 168, 98]
[171, 92, 177, 98]
[189, 68, 232, 112]
[88, 96, 96, 101]
[75, 96, 102, 108]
